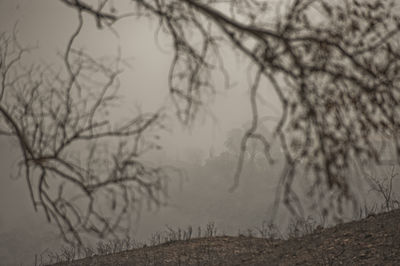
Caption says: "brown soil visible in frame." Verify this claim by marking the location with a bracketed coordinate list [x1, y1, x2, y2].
[54, 209, 400, 265]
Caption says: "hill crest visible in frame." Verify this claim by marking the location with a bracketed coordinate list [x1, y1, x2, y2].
[53, 209, 400, 265]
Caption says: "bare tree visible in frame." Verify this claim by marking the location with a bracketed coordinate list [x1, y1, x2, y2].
[57, 0, 400, 220]
[366, 165, 399, 212]
[0, 15, 174, 246]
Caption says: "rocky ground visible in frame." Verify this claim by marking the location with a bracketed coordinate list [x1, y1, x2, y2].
[53, 209, 400, 265]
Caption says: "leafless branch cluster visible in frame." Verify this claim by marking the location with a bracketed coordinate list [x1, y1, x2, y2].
[0, 13, 174, 245]
[60, 0, 400, 219]
[366, 165, 400, 211]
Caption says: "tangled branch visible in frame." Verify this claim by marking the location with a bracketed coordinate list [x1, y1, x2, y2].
[0, 14, 174, 245]
[42, 0, 400, 219]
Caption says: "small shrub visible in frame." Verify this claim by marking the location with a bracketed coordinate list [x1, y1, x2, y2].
[286, 216, 318, 239]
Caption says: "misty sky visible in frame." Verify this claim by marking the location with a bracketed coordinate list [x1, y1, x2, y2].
[0, 0, 281, 155]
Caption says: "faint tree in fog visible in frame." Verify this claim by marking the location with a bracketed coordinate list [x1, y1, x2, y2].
[60, 0, 400, 219]
[224, 121, 274, 167]
[0, 21, 175, 245]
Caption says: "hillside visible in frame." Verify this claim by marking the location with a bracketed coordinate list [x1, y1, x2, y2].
[53, 209, 400, 265]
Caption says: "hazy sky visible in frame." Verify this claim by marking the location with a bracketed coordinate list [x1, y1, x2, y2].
[0, 0, 283, 155]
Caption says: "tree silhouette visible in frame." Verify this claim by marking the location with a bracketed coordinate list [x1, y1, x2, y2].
[0, 21, 173, 245]
[2, 0, 400, 245]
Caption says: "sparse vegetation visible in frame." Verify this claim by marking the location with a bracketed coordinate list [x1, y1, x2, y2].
[37, 163, 399, 265]
[38, 222, 220, 265]
[41, 207, 400, 265]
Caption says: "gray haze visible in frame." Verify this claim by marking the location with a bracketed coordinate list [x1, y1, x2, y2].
[0, 1, 396, 265]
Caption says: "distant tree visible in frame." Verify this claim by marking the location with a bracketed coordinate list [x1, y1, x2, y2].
[224, 122, 275, 177]
[3, 0, 400, 245]
[224, 128, 243, 156]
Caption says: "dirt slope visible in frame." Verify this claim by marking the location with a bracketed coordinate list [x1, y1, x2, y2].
[54, 209, 400, 265]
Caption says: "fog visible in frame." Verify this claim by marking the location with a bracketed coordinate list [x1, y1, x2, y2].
[0, 1, 398, 265]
